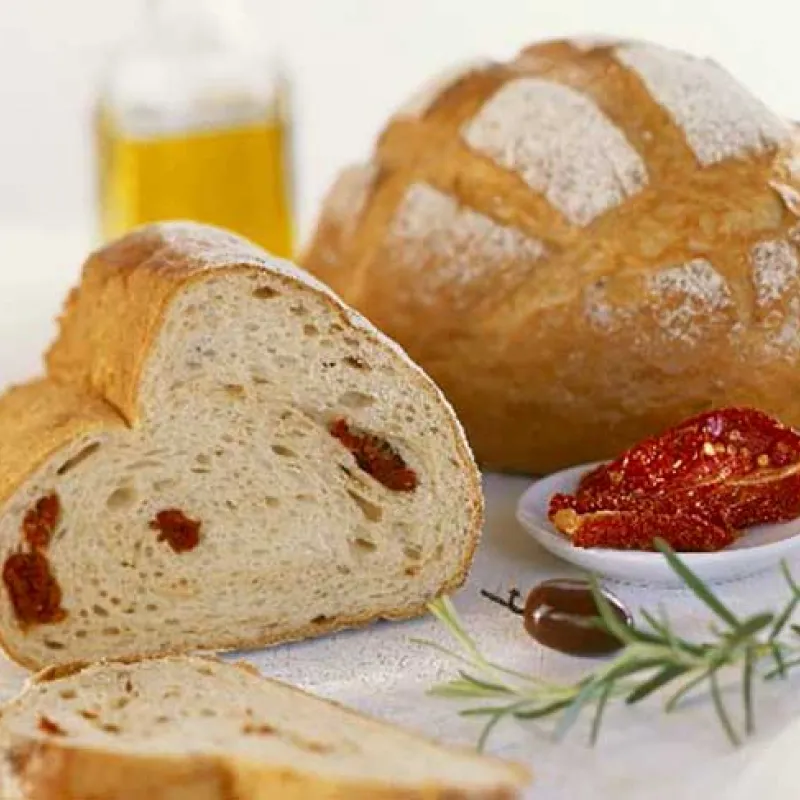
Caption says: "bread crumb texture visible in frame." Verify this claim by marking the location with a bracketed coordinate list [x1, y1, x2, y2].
[0, 222, 482, 669]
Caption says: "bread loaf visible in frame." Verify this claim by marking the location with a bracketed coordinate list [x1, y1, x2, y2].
[301, 38, 800, 474]
[0, 656, 529, 799]
[0, 222, 482, 670]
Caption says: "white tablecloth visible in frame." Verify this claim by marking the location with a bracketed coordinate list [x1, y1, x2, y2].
[1, 227, 800, 798]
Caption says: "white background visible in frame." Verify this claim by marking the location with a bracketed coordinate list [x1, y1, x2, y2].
[2, 0, 800, 240]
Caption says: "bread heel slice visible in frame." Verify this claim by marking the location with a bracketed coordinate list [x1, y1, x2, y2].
[0, 656, 529, 799]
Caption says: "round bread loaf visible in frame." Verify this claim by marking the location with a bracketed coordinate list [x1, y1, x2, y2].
[301, 38, 800, 474]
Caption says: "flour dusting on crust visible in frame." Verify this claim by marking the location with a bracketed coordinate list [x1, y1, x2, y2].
[615, 43, 791, 166]
[323, 163, 378, 225]
[751, 240, 799, 306]
[648, 259, 734, 344]
[396, 59, 492, 119]
[749, 239, 800, 357]
[387, 183, 546, 307]
[568, 35, 622, 52]
[462, 78, 648, 226]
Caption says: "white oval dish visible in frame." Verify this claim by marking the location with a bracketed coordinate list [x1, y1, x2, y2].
[516, 463, 800, 586]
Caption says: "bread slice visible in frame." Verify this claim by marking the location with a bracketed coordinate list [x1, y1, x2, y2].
[0, 222, 482, 669]
[0, 656, 529, 799]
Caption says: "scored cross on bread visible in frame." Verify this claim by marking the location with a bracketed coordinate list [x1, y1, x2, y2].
[0, 222, 482, 670]
[0, 656, 528, 799]
[302, 38, 800, 475]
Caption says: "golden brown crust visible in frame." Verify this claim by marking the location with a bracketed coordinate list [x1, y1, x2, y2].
[301, 38, 800, 474]
[4, 743, 525, 800]
[0, 380, 123, 509]
[0, 222, 483, 669]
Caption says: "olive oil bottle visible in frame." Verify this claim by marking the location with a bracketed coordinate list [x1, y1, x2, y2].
[96, 0, 293, 257]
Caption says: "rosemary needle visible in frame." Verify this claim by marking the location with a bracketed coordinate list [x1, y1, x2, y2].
[420, 539, 800, 750]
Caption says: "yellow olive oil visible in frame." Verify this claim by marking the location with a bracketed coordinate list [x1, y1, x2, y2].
[97, 112, 293, 257]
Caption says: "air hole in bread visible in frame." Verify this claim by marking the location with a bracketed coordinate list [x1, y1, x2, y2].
[403, 545, 423, 561]
[145, 603, 158, 612]
[311, 614, 331, 624]
[264, 496, 280, 508]
[346, 489, 383, 523]
[319, 338, 334, 349]
[336, 564, 351, 575]
[225, 499, 237, 511]
[112, 697, 130, 711]
[351, 537, 377, 553]
[303, 323, 319, 337]
[223, 383, 246, 399]
[243, 722, 277, 735]
[329, 323, 344, 333]
[197, 666, 215, 676]
[253, 286, 279, 299]
[92, 604, 109, 617]
[79, 709, 98, 720]
[252, 375, 270, 385]
[342, 356, 372, 372]
[343, 336, 359, 347]
[43, 639, 65, 650]
[199, 708, 217, 717]
[338, 391, 376, 410]
[191, 467, 211, 475]
[405, 565, 421, 576]
[126, 459, 165, 471]
[289, 303, 308, 316]
[433, 544, 444, 559]
[155, 715, 169, 723]
[59, 689, 77, 700]
[75, 629, 87, 638]
[106, 486, 137, 511]
[56, 442, 101, 476]
[271, 444, 296, 458]
[99, 590, 108, 599]
[295, 493, 314, 503]
[103, 627, 121, 636]
[101, 723, 122, 734]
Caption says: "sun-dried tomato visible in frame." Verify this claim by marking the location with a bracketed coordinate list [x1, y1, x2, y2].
[149, 509, 201, 553]
[549, 407, 800, 552]
[330, 419, 418, 492]
[22, 494, 60, 550]
[37, 716, 66, 736]
[3, 551, 67, 627]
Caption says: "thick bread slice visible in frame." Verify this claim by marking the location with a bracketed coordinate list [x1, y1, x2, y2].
[0, 222, 482, 669]
[0, 656, 529, 799]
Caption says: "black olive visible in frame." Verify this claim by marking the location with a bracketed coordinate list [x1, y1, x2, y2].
[481, 578, 632, 657]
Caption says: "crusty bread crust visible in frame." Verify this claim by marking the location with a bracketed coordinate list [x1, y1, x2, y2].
[301, 38, 800, 474]
[1, 658, 529, 800]
[0, 222, 483, 670]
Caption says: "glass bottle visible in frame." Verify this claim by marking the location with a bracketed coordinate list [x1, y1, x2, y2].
[95, 0, 293, 257]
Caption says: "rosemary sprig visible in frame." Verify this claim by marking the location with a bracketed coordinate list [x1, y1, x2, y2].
[417, 538, 800, 750]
